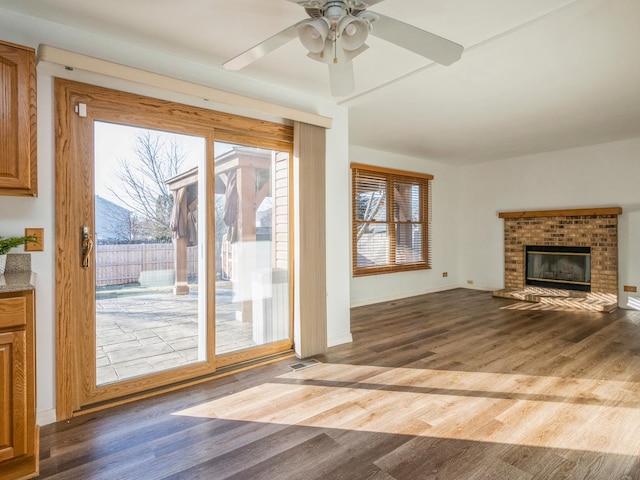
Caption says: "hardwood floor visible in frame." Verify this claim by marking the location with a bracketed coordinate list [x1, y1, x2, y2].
[37, 289, 640, 479]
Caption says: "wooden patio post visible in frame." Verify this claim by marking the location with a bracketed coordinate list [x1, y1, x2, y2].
[174, 234, 189, 295]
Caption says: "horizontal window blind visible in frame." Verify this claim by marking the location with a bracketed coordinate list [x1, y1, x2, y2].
[351, 164, 432, 276]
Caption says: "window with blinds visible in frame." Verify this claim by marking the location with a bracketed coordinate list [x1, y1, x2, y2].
[351, 163, 432, 276]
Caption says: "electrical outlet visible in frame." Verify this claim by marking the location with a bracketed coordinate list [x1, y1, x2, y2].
[442, 272, 448, 277]
[624, 285, 637, 293]
[24, 228, 44, 252]
[467, 280, 474, 285]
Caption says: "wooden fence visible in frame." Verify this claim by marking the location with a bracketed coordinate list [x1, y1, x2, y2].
[95, 243, 198, 287]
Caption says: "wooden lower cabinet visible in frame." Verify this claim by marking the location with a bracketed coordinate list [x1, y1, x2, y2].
[0, 290, 38, 480]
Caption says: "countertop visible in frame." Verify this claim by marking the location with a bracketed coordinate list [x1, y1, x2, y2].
[0, 270, 36, 293]
[0, 253, 35, 293]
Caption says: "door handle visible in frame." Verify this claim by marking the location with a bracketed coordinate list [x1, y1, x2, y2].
[82, 226, 94, 269]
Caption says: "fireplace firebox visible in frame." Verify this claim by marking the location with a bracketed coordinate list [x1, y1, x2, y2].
[525, 245, 591, 292]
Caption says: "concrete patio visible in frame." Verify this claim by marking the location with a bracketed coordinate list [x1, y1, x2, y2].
[96, 282, 255, 385]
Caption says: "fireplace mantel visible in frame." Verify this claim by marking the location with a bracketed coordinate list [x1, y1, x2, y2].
[498, 207, 622, 219]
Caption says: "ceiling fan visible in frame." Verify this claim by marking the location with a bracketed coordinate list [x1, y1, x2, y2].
[223, 0, 464, 97]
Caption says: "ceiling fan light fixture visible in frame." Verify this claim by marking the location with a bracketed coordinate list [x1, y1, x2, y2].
[337, 15, 370, 51]
[224, 0, 464, 97]
[306, 39, 335, 64]
[298, 17, 330, 53]
[307, 41, 368, 65]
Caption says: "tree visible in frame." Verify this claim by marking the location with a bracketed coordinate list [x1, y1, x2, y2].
[109, 130, 185, 240]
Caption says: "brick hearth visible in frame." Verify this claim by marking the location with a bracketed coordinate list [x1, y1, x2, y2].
[494, 207, 621, 311]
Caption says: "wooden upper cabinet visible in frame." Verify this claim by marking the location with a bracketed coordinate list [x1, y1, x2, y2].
[0, 40, 37, 196]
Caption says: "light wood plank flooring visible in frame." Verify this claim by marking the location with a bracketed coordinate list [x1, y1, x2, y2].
[38, 289, 640, 479]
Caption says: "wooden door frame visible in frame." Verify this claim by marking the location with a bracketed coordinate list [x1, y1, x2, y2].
[54, 79, 294, 420]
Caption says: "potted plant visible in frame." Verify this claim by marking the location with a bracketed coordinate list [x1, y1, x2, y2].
[0, 235, 37, 275]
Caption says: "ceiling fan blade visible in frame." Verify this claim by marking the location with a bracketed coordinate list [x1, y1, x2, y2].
[223, 23, 300, 70]
[329, 59, 355, 97]
[370, 12, 463, 66]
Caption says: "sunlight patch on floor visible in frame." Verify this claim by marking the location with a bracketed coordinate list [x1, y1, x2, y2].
[494, 287, 618, 312]
[174, 363, 640, 456]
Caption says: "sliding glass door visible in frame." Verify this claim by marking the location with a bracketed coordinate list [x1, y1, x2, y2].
[94, 122, 208, 386]
[213, 142, 292, 366]
[55, 79, 293, 418]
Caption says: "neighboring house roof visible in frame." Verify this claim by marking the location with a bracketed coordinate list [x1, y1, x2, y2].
[95, 195, 132, 242]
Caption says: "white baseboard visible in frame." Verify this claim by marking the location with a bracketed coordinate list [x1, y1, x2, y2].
[623, 295, 640, 310]
[460, 284, 497, 292]
[350, 284, 460, 308]
[328, 333, 353, 347]
[37, 408, 57, 426]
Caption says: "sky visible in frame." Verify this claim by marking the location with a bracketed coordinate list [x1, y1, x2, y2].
[93, 121, 205, 208]
[93, 121, 278, 217]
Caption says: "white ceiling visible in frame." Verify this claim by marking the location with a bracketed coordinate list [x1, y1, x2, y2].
[2, 0, 639, 164]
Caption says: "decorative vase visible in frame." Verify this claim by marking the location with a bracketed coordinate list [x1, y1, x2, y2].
[0, 254, 6, 275]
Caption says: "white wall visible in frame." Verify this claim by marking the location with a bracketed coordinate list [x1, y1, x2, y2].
[0, 8, 351, 423]
[349, 146, 461, 307]
[458, 137, 640, 307]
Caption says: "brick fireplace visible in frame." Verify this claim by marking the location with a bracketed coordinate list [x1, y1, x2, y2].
[493, 207, 622, 311]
